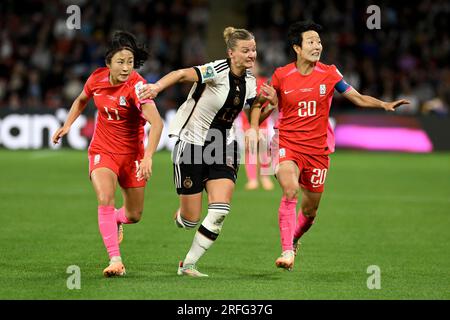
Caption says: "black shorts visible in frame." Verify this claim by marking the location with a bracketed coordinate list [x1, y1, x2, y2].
[172, 139, 240, 195]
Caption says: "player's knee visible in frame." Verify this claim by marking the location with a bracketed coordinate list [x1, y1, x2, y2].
[176, 212, 200, 229]
[97, 193, 115, 206]
[201, 203, 230, 236]
[283, 186, 299, 200]
[127, 210, 143, 223]
[302, 205, 318, 218]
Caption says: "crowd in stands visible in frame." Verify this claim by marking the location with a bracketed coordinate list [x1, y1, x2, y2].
[0, 0, 448, 116]
[0, 0, 209, 114]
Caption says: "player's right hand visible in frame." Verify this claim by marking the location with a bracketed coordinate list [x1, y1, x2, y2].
[52, 126, 70, 144]
[260, 83, 278, 106]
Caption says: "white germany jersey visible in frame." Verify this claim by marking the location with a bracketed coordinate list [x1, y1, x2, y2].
[168, 59, 257, 145]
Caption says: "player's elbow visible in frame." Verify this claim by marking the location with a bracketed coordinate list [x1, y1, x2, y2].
[177, 69, 192, 82]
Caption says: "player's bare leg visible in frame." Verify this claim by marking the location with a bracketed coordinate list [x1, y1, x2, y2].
[116, 187, 145, 244]
[174, 193, 202, 229]
[91, 168, 125, 276]
[275, 161, 300, 270]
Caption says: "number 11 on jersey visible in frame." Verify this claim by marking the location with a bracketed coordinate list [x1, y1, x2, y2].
[104, 107, 120, 120]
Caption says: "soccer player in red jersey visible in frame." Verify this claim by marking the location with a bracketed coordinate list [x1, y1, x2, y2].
[254, 21, 409, 270]
[52, 31, 163, 277]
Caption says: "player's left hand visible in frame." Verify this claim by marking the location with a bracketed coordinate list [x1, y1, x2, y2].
[138, 83, 161, 100]
[260, 83, 278, 106]
[136, 157, 152, 181]
[383, 99, 410, 111]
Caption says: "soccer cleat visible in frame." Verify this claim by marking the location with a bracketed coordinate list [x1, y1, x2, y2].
[103, 257, 126, 277]
[260, 176, 274, 190]
[117, 223, 124, 244]
[177, 261, 208, 277]
[293, 237, 301, 256]
[245, 180, 259, 190]
[275, 250, 295, 271]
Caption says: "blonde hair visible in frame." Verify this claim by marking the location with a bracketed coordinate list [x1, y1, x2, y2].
[223, 26, 254, 50]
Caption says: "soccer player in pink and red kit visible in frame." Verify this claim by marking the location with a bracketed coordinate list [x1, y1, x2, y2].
[253, 21, 410, 270]
[52, 31, 163, 277]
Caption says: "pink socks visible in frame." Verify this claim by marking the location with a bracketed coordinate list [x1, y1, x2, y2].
[115, 207, 132, 224]
[98, 205, 120, 259]
[278, 197, 297, 251]
[294, 210, 315, 240]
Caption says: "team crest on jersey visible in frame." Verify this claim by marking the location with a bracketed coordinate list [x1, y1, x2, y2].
[119, 96, 127, 106]
[94, 154, 101, 165]
[320, 84, 327, 96]
[200, 65, 214, 80]
[183, 177, 193, 189]
[226, 156, 234, 168]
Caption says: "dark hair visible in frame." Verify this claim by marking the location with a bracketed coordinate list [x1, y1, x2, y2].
[288, 21, 322, 48]
[105, 31, 149, 68]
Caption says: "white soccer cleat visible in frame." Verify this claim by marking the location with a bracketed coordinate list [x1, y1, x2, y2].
[103, 257, 126, 277]
[275, 250, 295, 271]
[177, 261, 208, 277]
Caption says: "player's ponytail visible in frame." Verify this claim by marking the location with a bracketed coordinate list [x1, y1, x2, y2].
[223, 27, 254, 51]
[105, 31, 149, 68]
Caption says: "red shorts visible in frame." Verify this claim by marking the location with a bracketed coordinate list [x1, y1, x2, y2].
[88, 151, 146, 188]
[272, 145, 330, 193]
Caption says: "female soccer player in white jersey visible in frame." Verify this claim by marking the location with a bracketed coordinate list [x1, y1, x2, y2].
[139, 27, 277, 277]
[257, 21, 409, 271]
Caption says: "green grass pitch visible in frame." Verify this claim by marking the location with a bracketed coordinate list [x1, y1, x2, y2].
[0, 149, 449, 299]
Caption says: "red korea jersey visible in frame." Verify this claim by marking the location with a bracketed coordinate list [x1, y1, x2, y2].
[271, 62, 343, 155]
[83, 68, 151, 155]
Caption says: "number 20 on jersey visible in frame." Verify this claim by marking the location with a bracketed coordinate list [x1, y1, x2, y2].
[298, 100, 317, 117]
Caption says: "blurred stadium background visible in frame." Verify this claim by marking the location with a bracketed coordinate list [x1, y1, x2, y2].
[0, 0, 449, 300]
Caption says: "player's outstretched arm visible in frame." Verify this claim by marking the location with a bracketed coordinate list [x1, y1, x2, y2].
[256, 83, 278, 124]
[52, 91, 90, 144]
[137, 101, 164, 181]
[138, 68, 199, 100]
[259, 103, 277, 125]
[342, 87, 410, 111]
